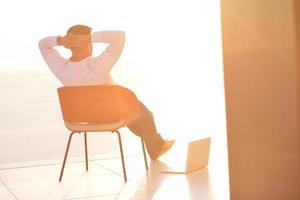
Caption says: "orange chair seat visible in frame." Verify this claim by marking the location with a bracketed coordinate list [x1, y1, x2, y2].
[64, 120, 126, 132]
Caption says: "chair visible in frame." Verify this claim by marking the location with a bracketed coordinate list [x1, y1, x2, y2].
[57, 85, 148, 182]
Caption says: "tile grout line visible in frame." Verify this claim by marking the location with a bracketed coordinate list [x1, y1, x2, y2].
[45, 162, 106, 199]
[90, 159, 154, 192]
[43, 182, 61, 200]
[59, 161, 117, 200]
[0, 154, 143, 171]
[64, 190, 156, 200]
[45, 163, 101, 200]
[61, 173, 87, 200]
[0, 156, 149, 200]
[0, 177, 19, 200]
[64, 192, 124, 200]
[61, 161, 142, 199]
[45, 183, 59, 200]
[90, 160, 127, 179]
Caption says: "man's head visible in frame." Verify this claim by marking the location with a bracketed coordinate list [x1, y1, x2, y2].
[67, 24, 92, 35]
[63, 25, 93, 58]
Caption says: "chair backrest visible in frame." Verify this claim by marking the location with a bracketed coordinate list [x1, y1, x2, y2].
[57, 85, 141, 125]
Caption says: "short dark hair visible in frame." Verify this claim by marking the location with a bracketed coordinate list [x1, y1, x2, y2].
[67, 25, 92, 35]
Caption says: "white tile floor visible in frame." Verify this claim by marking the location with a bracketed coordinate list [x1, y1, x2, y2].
[0, 149, 229, 200]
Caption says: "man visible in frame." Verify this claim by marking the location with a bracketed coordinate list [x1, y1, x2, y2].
[39, 24, 174, 160]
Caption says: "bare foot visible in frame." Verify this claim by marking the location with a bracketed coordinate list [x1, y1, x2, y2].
[153, 140, 175, 160]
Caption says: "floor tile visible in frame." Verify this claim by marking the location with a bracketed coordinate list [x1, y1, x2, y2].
[152, 169, 214, 200]
[65, 174, 146, 199]
[93, 156, 152, 182]
[0, 162, 111, 184]
[94, 157, 183, 191]
[66, 191, 155, 200]
[0, 150, 229, 200]
[0, 185, 16, 200]
[47, 162, 115, 200]
[5, 178, 69, 200]
[94, 157, 224, 200]
[66, 194, 116, 200]
[0, 162, 112, 200]
[116, 191, 155, 200]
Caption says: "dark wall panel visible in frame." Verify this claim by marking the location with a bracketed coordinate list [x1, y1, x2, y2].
[221, 0, 300, 199]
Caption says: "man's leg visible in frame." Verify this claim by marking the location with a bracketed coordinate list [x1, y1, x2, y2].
[127, 101, 166, 159]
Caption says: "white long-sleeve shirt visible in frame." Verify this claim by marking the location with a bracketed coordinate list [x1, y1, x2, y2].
[39, 31, 125, 86]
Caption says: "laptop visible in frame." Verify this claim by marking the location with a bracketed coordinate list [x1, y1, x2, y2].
[160, 137, 211, 174]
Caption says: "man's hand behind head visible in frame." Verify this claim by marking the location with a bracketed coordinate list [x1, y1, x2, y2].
[61, 34, 91, 50]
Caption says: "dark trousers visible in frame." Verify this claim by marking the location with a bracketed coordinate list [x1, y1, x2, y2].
[127, 101, 165, 159]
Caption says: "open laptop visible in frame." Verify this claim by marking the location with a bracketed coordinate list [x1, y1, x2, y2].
[160, 137, 211, 174]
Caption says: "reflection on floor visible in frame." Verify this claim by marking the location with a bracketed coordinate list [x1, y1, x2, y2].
[0, 149, 229, 200]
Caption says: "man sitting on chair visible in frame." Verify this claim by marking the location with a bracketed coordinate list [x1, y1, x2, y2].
[39, 24, 174, 160]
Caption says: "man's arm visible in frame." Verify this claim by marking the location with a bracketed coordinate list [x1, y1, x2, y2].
[92, 31, 126, 72]
[39, 36, 67, 78]
[56, 36, 64, 46]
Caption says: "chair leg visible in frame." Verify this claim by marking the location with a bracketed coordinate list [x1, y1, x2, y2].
[115, 130, 127, 182]
[84, 132, 89, 171]
[141, 138, 148, 170]
[59, 131, 76, 182]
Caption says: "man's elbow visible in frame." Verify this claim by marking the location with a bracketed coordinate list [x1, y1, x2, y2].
[118, 31, 126, 44]
[38, 39, 45, 51]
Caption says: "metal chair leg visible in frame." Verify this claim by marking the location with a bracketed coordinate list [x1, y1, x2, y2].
[141, 138, 148, 170]
[84, 132, 89, 171]
[115, 130, 127, 182]
[59, 131, 76, 182]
